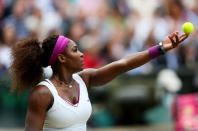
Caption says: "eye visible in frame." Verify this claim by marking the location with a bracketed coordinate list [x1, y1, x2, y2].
[73, 47, 78, 52]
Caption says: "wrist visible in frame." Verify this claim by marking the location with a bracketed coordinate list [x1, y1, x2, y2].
[158, 42, 166, 55]
[148, 43, 166, 59]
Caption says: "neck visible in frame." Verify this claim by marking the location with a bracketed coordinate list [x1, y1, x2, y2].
[52, 65, 74, 84]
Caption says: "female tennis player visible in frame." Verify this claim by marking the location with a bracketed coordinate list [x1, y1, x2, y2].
[10, 32, 188, 131]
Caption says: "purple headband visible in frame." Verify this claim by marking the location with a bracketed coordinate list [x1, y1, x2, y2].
[48, 36, 70, 65]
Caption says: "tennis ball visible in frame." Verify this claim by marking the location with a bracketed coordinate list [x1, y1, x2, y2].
[182, 22, 194, 34]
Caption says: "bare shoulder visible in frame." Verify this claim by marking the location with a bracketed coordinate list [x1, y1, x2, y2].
[78, 68, 97, 89]
[79, 68, 97, 77]
[29, 85, 52, 100]
[28, 85, 53, 109]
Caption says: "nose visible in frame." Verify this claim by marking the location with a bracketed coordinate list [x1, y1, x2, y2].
[79, 50, 84, 58]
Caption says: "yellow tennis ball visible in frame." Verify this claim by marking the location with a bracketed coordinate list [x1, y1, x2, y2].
[182, 22, 194, 34]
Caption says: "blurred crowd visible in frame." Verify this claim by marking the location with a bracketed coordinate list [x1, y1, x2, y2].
[0, 0, 198, 75]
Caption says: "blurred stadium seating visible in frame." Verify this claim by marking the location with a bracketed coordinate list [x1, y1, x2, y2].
[0, 0, 198, 130]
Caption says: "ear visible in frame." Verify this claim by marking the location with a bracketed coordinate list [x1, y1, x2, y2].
[57, 54, 66, 64]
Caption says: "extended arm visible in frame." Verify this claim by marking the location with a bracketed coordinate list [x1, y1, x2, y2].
[80, 32, 189, 88]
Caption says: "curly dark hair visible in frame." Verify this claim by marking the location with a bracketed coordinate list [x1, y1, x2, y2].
[10, 35, 58, 92]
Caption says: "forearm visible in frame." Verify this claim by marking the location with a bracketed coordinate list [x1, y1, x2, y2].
[122, 50, 152, 72]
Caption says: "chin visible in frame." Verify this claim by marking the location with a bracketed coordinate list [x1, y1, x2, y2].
[80, 67, 84, 71]
[74, 67, 84, 73]
[80, 64, 84, 70]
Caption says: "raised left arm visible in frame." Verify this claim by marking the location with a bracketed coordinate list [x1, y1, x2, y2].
[80, 32, 189, 88]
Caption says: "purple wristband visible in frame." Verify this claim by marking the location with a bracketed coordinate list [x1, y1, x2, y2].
[148, 45, 161, 59]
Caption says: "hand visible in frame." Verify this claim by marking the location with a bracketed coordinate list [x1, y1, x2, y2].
[162, 31, 189, 52]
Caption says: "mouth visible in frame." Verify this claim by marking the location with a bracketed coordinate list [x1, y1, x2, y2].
[81, 59, 84, 65]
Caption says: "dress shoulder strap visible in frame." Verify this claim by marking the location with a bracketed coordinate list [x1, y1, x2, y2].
[73, 74, 84, 84]
[37, 79, 58, 97]
[73, 73, 88, 91]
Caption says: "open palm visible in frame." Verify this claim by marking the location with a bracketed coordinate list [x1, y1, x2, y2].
[162, 32, 189, 52]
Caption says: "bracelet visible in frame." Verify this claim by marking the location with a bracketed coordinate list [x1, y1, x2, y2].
[158, 42, 166, 55]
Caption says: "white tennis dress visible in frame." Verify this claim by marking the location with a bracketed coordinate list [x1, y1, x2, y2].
[37, 74, 92, 131]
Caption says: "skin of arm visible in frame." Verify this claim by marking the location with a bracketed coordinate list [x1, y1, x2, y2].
[80, 32, 189, 88]
[80, 50, 151, 88]
[25, 85, 53, 131]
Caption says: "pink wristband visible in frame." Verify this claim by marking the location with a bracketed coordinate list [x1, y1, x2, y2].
[148, 45, 161, 59]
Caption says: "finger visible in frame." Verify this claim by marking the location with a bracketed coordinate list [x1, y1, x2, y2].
[168, 36, 176, 45]
[175, 35, 179, 43]
[168, 32, 180, 45]
[179, 33, 189, 39]
[173, 35, 179, 47]
[168, 33, 176, 43]
[175, 31, 179, 35]
[169, 32, 176, 38]
[179, 34, 189, 43]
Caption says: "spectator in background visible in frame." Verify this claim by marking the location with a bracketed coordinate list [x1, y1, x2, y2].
[25, 7, 43, 38]
[4, 0, 28, 39]
[68, 21, 86, 43]
[0, 24, 16, 69]
[0, 0, 4, 26]
[0, 0, 197, 75]
[80, 28, 106, 68]
[106, 28, 128, 62]
[0, 42, 6, 74]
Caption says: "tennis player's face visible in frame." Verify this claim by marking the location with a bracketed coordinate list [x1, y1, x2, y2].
[64, 40, 84, 72]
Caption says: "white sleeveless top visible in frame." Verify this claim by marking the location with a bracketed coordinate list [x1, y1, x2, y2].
[37, 74, 92, 131]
